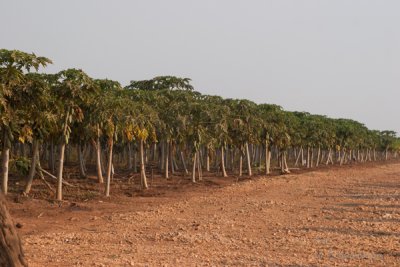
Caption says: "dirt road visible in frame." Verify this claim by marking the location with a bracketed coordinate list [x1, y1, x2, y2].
[10, 163, 400, 266]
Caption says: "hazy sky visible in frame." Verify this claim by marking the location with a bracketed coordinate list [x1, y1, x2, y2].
[1, 1, 399, 133]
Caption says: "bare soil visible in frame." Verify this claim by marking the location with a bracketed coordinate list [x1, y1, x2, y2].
[7, 163, 400, 266]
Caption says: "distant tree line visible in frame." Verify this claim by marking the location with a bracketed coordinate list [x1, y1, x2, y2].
[1, 49, 399, 200]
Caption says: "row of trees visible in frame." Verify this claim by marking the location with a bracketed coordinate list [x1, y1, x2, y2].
[1, 49, 399, 201]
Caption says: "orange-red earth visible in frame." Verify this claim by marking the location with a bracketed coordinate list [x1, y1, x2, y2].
[9, 163, 400, 266]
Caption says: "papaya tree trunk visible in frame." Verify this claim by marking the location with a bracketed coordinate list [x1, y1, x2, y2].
[169, 142, 175, 174]
[206, 148, 210, 172]
[283, 151, 290, 173]
[24, 139, 40, 194]
[221, 147, 228, 177]
[105, 137, 113, 197]
[56, 108, 71, 201]
[245, 142, 252, 176]
[180, 151, 188, 174]
[140, 140, 148, 189]
[78, 143, 86, 178]
[231, 148, 235, 171]
[1, 131, 10, 195]
[93, 137, 104, 184]
[192, 151, 197, 183]
[295, 146, 302, 167]
[258, 146, 262, 173]
[127, 142, 133, 170]
[280, 152, 285, 173]
[310, 147, 314, 168]
[56, 141, 66, 201]
[340, 150, 346, 166]
[239, 154, 243, 177]
[160, 141, 165, 171]
[316, 146, 321, 167]
[173, 150, 179, 171]
[164, 141, 169, 179]
[265, 141, 270, 175]
[152, 143, 157, 162]
[326, 148, 332, 165]
[0, 194, 27, 267]
[197, 151, 202, 180]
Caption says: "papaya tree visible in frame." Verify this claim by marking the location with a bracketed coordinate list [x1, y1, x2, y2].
[52, 69, 96, 200]
[20, 73, 57, 194]
[122, 89, 159, 189]
[0, 49, 51, 194]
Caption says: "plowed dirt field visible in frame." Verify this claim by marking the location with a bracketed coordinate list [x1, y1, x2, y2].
[9, 163, 400, 266]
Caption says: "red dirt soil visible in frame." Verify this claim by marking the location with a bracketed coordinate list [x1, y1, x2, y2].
[7, 163, 400, 266]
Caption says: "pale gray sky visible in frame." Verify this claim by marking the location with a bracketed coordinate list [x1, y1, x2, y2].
[1, 0, 399, 133]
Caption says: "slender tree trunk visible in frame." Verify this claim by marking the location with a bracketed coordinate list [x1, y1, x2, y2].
[245, 142, 252, 176]
[105, 138, 114, 197]
[230, 149, 235, 171]
[326, 148, 332, 165]
[282, 151, 290, 174]
[265, 141, 270, 175]
[295, 146, 302, 167]
[0, 194, 28, 267]
[239, 154, 243, 176]
[160, 141, 165, 172]
[101, 149, 107, 175]
[164, 141, 169, 179]
[140, 140, 148, 189]
[94, 137, 104, 183]
[310, 147, 314, 168]
[316, 146, 321, 167]
[173, 150, 179, 171]
[78, 143, 86, 178]
[82, 144, 89, 173]
[206, 148, 210, 172]
[221, 147, 228, 177]
[23, 139, 40, 194]
[225, 148, 229, 170]
[153, 143, 157, 162]
[127, 142, 133, 170]
[1, 131, 10, 195]
[180, 151, 188, 174]
[258, 146, 262, 173]
[169, 142, 175, 174]
[280, 152, 284, 173]
[56, 141, 66, 201]
[192, 151, 197, 183]
[340, 150, 346, 166]
[56, 108, 72, 201]
[197, 151, 202, 180]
